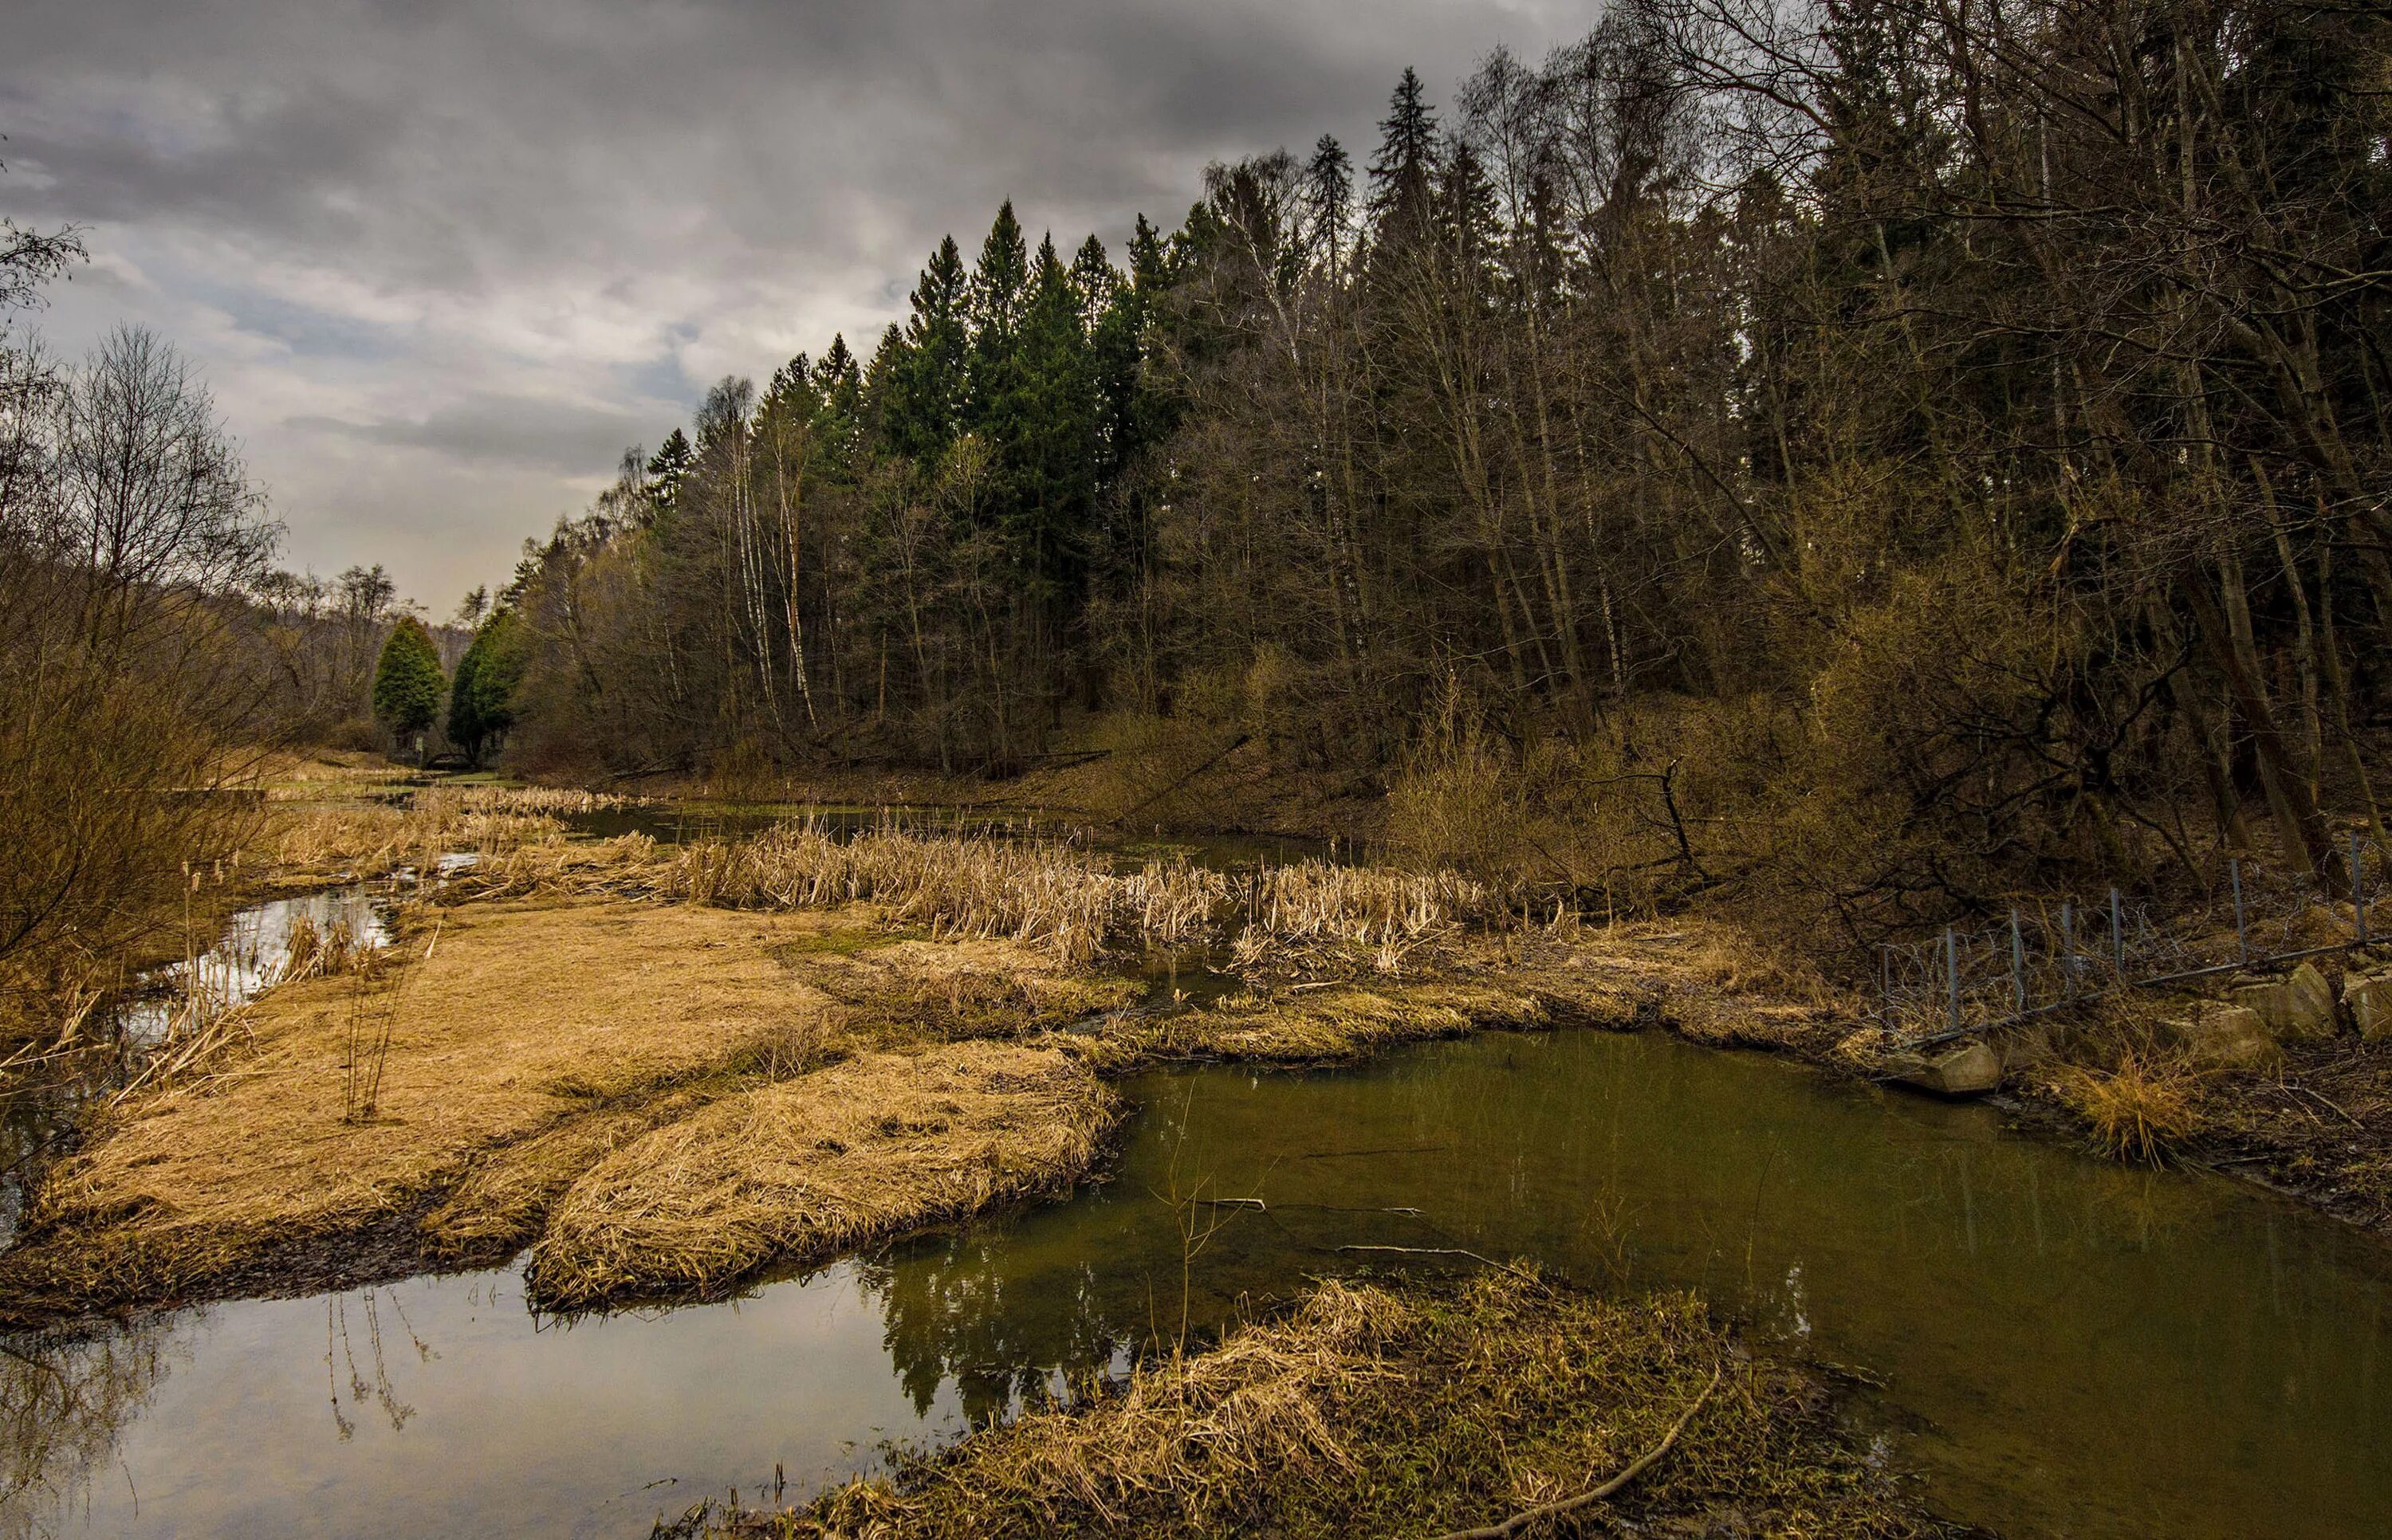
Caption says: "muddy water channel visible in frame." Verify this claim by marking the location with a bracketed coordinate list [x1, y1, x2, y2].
[5, 1028, 2387, 1538]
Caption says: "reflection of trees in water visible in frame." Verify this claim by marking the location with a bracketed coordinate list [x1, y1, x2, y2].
[0, 1314, 185, 1538]
[325, 1288, 437, 1441]
[861, 1236, 1128, 1424]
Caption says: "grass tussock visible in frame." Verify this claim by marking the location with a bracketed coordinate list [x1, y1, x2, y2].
[2044, 1051, 2209, 1165]
[526, 1043, 1116, 1310]
[704, 1271, 1940, 1540]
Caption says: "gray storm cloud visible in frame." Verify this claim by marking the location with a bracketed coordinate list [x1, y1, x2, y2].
[1, 0, 1586, 607]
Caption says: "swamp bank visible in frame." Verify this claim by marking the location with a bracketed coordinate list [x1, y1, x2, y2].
[8, 1026, 2390, 1539]
[5, 782, 2391, 1539]
[682, 1270, 1953, 1540]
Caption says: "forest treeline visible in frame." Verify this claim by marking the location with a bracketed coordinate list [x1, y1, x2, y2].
[486, 0, 2390, 942]
[5, 0, 2387, 997]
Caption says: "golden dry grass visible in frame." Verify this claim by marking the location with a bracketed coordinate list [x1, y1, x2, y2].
[526, 1043, 1117, 1309]
[0, 894, 1154, 1321]
[2044, 1051, 2209, 1165]
[697, 1271, 1938, 1540]
[0, 900, 849, 1316]
[1074, 980, 1560, 1071]
[0, 823, 1669, 1322]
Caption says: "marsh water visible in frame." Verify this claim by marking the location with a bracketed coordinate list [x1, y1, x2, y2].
[6, 1025, 2389, 1539]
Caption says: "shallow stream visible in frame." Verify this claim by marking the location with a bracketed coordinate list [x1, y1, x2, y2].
[5, 1027, 2388, 1539]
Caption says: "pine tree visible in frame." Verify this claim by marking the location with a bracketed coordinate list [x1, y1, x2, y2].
[372, 615, 445, 759]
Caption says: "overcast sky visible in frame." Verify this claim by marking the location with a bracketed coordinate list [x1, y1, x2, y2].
[3, 0, 1589, 612]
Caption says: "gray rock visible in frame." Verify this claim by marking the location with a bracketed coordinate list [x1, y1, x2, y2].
[2170, 1003, 2279, 1070]
[1889, 1039, 2001, 1097]
[2347, 969, 2392, 1043]
[2230, 961, 2339, 1040]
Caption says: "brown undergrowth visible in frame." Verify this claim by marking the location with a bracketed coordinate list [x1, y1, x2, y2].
[680, 1269, 1949, 1540]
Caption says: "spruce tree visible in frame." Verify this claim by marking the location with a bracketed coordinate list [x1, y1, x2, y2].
[886, 238, 970, 467]
[863, 323, 910, 456]
[1435, 137, 1499, 293]
[644, 428, 695, 515]
[1307, 136, 1355, 274]
[812, 334, 864, 472]
[970, 202, 1031, 343]
[1367, 67, 1439, 247]
[1009, 233, 1099, 603]
[445, 609, 525, 768]
[372, 615, 445, 760]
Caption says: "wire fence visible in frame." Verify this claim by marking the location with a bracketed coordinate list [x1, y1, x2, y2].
[1875, 833, 2382, 1048]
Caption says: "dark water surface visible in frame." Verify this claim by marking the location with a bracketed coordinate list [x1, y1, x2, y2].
[6, 1028, 2389, 1539]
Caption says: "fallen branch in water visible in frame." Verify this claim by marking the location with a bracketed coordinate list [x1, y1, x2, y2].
[1336, 1243, 1552, 1294]
[1429, 1363, 1724, 1540]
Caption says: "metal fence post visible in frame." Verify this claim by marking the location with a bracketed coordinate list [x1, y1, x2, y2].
[2110, 888, 2125, 978]
[1945, 925, 1961, 1034]
[2060, 901, 2075, 996]
[2010, 909, 2028, 1015]
[2231, 858, 2248, 964]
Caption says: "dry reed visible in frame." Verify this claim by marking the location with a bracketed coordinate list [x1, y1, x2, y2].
[1232, 863, 1497, 974]
[251, 791, 573, 884]
[273, 913, 377, 984]
[470, 819, 1504, 975]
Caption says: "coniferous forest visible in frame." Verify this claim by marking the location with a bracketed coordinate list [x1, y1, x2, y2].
[483, 0, 2392, 948]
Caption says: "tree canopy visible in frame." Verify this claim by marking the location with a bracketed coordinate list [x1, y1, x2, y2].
[372, 615, 445, 747]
